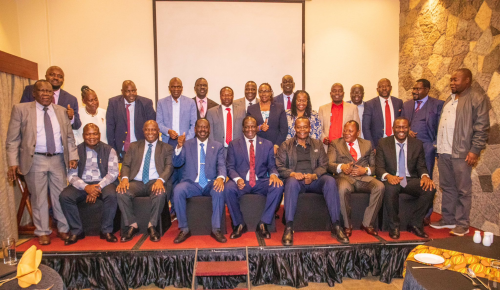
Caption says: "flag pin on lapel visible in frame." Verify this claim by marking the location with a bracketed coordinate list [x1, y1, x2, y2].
[259, 142, 262, 144]
[212, 146, 214, 149]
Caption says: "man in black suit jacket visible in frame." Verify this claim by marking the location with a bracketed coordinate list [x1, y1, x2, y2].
[193, 78, 218, 119]
[20, 66, 81, 130]
[375, 117, 435, 239]
[274, 75, 295, 111]
[106, 80, 156, 161]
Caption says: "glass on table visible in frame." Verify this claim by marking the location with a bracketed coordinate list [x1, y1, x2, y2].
[2, 238, 17, 265]
[489, 260, 500, 290]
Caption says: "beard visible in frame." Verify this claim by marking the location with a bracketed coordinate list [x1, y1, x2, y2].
[52, 84, 62, 91]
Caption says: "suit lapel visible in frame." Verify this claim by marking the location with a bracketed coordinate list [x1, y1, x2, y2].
[57, 90, 65, 106]
[339, 139, 354, 162]
[375, 98, 384, 125]
[166, 96, 173, 128]
[407, 101, 415, 120]
[118, 96, 127, 125]
[29, 102, 37, 141]
[53, 104, 66, 139]
[240, 138, 250, 166]
[154, 140, 162, 171]
[190, 139, 198, 175]
[388, 136, 397, 172]
[254, 106, 264, 124]
[358, 138, 370, 158]
[205, 140, 215, 172]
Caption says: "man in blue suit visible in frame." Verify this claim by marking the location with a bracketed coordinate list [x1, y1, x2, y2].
[106, 80, 156, 161]
[225, 116, 284, 239]
[362, 78, 403, 148]
[274, 75, 295, 111]
[20, 66, 81, 130]
[172, 118, 228, 243]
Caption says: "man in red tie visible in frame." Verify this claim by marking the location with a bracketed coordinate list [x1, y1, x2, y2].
[225, 116, 284, 239]
[327, 121, 384, 237]
[274, 75, 295, 111]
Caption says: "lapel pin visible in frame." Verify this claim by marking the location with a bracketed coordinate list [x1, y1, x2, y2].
[212, 146, 214, 149]
[259, 142, 262, 144]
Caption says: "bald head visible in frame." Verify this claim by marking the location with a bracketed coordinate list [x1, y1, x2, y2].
[83, 123, 100, 134]
[169, 77, 184, 99]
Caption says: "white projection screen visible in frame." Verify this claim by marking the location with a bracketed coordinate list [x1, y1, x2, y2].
[154, 1, 303, 102]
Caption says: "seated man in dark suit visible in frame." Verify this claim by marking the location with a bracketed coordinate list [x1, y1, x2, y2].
[60, 124, 119, 245]
[20, 66, 81, 130]
[225, 116, 284, 239]
[172, 119, 228, 243]
[276, 117, 348, 246]
[375, 117, 435, 239]
[327, 120, 384, 236]
[116, 121, 173, 242]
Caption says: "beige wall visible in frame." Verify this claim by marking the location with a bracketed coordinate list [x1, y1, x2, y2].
[0, 0, 21, 56]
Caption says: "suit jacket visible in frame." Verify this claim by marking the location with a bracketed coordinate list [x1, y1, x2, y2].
[233, 97, 259, 113]
[6, 102, 79, 175]
[173, 138, 226, 182]
[401, 97, 444, 144]
[318, 101, 360, 142]
[247, 102, 288, 146]
[226, 136, 278, 180]
[193, 97, 218, 119]
[274, 93, 290, 111]
[106, 95, 156, 158]
[362, 96, 403, 148]
[121, 139, 173, 182]
[375, 136, 428, 180]
[157, 95, 197, 143]
[276, 137, 328, 179]
[206, 103, 246, 147]
[327, 137, 375, 183]
[20, 85, 82, 130]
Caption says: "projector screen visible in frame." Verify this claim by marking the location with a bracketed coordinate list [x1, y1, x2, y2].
[154, 1, 303, 103]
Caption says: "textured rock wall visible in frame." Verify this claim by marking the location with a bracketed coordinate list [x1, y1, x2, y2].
[399, 0, 500, 234]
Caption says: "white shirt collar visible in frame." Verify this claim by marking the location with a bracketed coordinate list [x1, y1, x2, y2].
[124, 98, 135, 106]
[394, 137, 407, 146]
[221, 104, 233, 111]
[36, 101, 53, 111]
[346, 138, 359, 146]
[244, 136, 255, 144]
[146, 140, 158, 147]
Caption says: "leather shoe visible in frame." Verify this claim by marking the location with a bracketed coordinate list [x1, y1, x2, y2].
[174, 230, 191, 244]
[360, 224, 378, 236]
[210, 230, 227, 243]
[281, 226, 293, 246]
[65, 232, 85, 245]
[120, 226, 139, 243]
[170, 213, 177, 222]
[230, 224, 248, 239]
[38, 235, 51, 245]
[256, 223, 271, 239]
[423, 217, 430, 226]
[148, 226, 161, 242]
[57, 232, 70, 241]
[331, 224, 349, 244]
[389, 228, 400, 239]
[407, 225, 429, 238]
[100, 232, 118, 243]
[344, 226, 353, 237]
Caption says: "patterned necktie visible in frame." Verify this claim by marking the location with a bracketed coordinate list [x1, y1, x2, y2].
[142, 144, 153, 184]
[199, 99, 205, 118]
[385, 100, 392, 136]
[287, 96, 291, 110]
[124, 104, 131, 152]
[52, 92, 56, 104]
[348, 142, 357, 161]
[43, 107, 56, 154]
[398, 143, 407, 187]
[415, 100, 422, 113]
[199, 143, 208, 188]
[226, 108, 232, 145]
[249, 140, 256, 187]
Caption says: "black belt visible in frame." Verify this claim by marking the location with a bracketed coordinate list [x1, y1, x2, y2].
[34, 152, 62, 157]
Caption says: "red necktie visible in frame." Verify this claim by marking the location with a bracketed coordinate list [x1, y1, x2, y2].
[249, 140, 256, 187]
[385, 100, 392, 136]
[52, 92, 56, 104]
[199, 99, 205, 118]
[415, 100, 422, 113]
[349, 142, 357, 161]
[226, 108, 232, 145]
[287, 96, 291, 110]
[124, 104, 131, 152]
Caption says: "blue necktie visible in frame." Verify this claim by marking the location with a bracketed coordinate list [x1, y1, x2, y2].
[142, 144, 153, 184]
[398, 143, 407, 188]
[199, 143, 208, 188]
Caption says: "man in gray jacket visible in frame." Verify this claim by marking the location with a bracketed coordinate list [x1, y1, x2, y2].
[430, 68, 490, 236]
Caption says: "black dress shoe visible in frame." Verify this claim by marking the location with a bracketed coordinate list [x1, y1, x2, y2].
[230, 224, 248, 239]
[121, 226, 139, 243]
[100, 232, 118, 243]
[331, 224, 349, 244]
[281, 226, 293, 246]
[389, 228, 400, 239]
[407, 225, 429, 238]
[65, 232, 85, 245]
[148, 226, 161, 242]
[174, 230, 191, 244]
[256, 223, 271, 239]
[211, 230, 227, 243]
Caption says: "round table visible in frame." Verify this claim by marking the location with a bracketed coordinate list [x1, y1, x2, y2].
[1, 264, 66, 290]
[403, 236, 500, 290]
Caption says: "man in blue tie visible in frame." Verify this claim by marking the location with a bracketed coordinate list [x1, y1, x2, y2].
[172, 118, 227, 243]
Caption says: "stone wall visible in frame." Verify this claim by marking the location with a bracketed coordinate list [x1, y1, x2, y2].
[399, 0, 500, 234]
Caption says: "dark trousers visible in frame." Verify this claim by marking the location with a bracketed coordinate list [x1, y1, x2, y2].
[225, 179, 284, 226]
[383, 177, 435, 230]
[60, 182, 117, 235]
[284, 175, 341, 224]
[422, 142, 436, 179]
[173, 180, 225, 230]
[116, 179, 168, 227]
[168, 138, 179, 214]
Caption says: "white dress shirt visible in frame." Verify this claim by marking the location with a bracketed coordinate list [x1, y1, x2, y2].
[222, 104, 233, 147]
[172, 97, 181, 134]
[73, 107, 107, 145]
[174, 139, 225, 183]
[131, 140, 162, 182]
[437, 94, 458, 155]
[335, 139, 371, 175]
[35, 102, 63, 153]
[378, 96, 394, 138]
[283, 93, 294, 111]
[124, 99, 137, 146]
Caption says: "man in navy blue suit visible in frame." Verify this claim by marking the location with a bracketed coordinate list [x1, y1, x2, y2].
[106, 80, 156, 161]
[20, 66, 81, 130]
[274, 75, 295, 111]
[225, 116, 284, 239]
[362, 78, 403, 148]
[172, 118, 228, 243]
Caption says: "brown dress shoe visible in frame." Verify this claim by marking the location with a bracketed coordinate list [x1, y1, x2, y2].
[57, 232, 70, 241]
[344, 227, 353, 237]
[38, 235, 51, 245]
[360, 224, 378, 236]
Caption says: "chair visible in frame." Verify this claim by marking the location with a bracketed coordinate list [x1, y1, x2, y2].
[186, 196, 227, 235]
[78, 200, 121, 236]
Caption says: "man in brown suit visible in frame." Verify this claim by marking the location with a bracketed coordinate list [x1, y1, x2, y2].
[328, 121, 384, 236]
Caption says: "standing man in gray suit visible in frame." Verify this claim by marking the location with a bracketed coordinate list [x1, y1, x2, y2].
[7, 80, 78, 245]
[233, 81, 259, 113]
[206, 87, 246, 155]
[274, 75, 295, 111]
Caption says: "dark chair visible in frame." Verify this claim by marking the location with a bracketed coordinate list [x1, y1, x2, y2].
[186, 196, 226, 235]
[381, 193, 419, 231]
[78, 199, 121, 236]
[282, 193, 332, 231]
[342, 192, 379, 230]
[238, 194, 276, 232]
[120, 197, 171, 235]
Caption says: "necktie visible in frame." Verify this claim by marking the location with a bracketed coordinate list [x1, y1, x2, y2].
[52, 92, 56, 104]
[398, 143, 407, 187]
[415, 100, 422, 113]
[43, 107, 56, 154]
[199, 143, 208, 188]
[248, 102, 252, 109]
[142, 144, 153, 184]
[348, 142, 357, 161]
[199, 100, 205, 118]
[226, 108, 232, 145]
[286, 96, 291, 110]
[249, 140, 256, 187]
[124, 104, 131, 152]
[385, 100, 392, 136]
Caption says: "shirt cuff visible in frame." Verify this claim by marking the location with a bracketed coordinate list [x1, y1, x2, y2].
[72, 180, 88, 191]
[421, 174, 429, 179]
[175, 147, 182, 155]
[336, 164, 343, 174]
[381, 173, 388, 181]
[270, 173, 278, 177]
[217, 175, 225, 181]
[233, 177, 242, 182]
[70, 118, 75, 125]
[158, 178, 165, 183]
[122, 176, 129, 180]
[366, 167, 371, 176]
